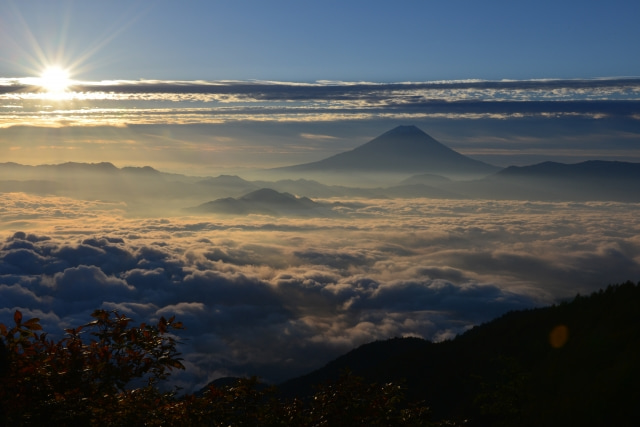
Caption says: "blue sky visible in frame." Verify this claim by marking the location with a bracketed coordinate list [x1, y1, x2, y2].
[1, 0, 639, 82]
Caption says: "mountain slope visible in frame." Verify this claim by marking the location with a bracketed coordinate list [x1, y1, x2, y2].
[452, 160, 640, 202]
[277, 125, 499, 178]
[188, 188, 330, 216]
[495, 159, 640, 180]
[278, 281, 640, 426]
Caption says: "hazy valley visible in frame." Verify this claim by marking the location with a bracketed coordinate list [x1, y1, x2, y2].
[2, 126, 639, 216]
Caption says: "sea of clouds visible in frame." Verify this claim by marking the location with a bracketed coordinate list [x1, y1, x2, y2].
[1, 192, 639, 391]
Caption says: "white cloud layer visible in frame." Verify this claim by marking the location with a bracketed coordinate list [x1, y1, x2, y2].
[2, 193, 639, 390]
[1, 78, 639, 128]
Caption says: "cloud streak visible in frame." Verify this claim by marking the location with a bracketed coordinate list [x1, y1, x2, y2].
[1, 78, 639, 128]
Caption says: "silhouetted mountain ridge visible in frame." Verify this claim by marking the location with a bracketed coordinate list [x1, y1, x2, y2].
[496, 159, 640, 180]
[188, 188, 330, 216]
[463, 159, 640, 202]
[277, 281, 640, 426]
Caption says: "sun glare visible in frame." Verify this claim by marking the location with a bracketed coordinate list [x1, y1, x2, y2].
[39, 66, 72, 94]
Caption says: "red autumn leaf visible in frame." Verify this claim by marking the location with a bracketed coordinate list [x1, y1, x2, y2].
[14, 310, 22, 325]
[23, 318, 43, 331]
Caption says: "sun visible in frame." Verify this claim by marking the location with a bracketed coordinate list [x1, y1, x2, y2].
[38, 66, 72, 93]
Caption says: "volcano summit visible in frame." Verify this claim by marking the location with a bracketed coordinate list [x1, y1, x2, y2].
[277, 125, 499, 179]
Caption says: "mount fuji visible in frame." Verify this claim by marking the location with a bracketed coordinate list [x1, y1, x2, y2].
[276, 125, 499, 179]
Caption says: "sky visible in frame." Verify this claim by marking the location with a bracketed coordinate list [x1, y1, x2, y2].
[1, 0, 639, 82]
[1, 0, 640, 392]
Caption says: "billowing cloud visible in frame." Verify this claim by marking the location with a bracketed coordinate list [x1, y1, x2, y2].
[1, 193, 639, 391]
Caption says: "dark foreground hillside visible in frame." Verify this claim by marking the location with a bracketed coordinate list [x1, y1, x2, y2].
[2, 282, 638, 426]
[279, 281, 640, 426]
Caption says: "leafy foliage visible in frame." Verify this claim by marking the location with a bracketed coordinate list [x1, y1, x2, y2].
[0, 309, 184, 425]
[0, 310, 441, 426]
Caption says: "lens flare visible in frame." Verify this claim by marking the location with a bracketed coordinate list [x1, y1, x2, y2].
[549, 324, 569, 348]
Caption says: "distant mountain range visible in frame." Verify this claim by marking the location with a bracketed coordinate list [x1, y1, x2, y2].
[498, 160, 640, 180]
[2, 125, 640, 206]
[275, 125, 499, 179]
[450, 160, 640, 202]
